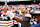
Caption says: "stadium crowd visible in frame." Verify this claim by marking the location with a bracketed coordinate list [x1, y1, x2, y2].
[0, 4, 40, 27]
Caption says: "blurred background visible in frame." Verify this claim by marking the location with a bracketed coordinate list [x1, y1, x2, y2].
[0, 0, 40, 27]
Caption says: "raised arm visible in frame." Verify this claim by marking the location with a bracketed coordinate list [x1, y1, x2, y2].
[6, 11, 32, 22]
[14, 16, 23, 22]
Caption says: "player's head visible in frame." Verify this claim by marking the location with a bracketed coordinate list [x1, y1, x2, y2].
[21, 7, 27, 13]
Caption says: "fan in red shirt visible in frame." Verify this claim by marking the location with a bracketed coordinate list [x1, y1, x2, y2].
[37, 6, 39, 10]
